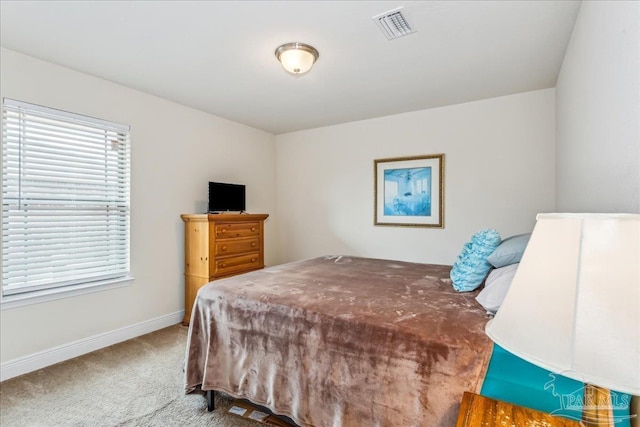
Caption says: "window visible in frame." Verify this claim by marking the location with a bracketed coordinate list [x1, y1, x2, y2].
[2, 98, 131, 299]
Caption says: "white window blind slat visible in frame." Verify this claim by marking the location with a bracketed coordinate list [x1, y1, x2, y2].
[2, 210, 128, 218]
[3, 98, 129, 131]
[3, 237, 127, 247]
[4, 263, 129, 282]
[3, 270, 127, 295]
[3, 118, 127, 140]
[3, 127, 128, 151]
[2, 98, 131, 296]
[4, 142, 126, 165]
[3, 149, 127, 170]
[4, 256, 129, 276]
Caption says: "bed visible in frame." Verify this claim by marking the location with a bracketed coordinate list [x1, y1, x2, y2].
[184, 255, 494, 426]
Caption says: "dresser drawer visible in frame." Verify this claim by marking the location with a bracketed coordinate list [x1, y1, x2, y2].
[213, 253, 261, 277]
[214, 238, 260, 257]
[214, 222, 260, 239]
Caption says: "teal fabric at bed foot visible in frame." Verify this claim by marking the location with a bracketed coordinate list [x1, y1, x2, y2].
[480, 344, 632, 426]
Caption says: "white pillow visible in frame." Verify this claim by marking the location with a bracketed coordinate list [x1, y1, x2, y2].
[475, 263, 519, 314]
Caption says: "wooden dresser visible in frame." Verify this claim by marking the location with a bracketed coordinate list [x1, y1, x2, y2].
[180, 213, 269, 325]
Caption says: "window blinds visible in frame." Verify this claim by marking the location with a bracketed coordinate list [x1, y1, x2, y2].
[2, 98, 131, 296]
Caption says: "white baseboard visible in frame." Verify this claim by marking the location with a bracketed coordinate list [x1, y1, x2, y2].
[0, 310, 184, 382]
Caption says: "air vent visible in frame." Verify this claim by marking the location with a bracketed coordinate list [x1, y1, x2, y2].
[373, 7, 416, 40]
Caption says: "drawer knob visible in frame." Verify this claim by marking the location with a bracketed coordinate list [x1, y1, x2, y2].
[251, 258, 256, 263]
[221, 229, 227, 234]
[251, 242, 256, 247]
[220, 263, 226, 268]
[222, 246, 227, 251]
[251, 227, 256, 232]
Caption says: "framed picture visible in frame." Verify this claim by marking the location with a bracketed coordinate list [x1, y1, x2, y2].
[374, 154, 444, 228]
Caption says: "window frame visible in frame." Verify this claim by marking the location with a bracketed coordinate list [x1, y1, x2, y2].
[1, 98, 133, 308]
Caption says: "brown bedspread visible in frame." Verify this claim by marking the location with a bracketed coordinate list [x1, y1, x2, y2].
[185, 256, 493, 426]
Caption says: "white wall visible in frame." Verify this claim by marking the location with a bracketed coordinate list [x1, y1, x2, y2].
[276, 89, 556, 265]
[0, 48, 277, 364]
[556, 1, 640, 213]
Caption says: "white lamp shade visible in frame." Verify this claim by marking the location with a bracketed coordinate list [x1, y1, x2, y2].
[485, 213, 640, 396]
[275, 43, 319, 75]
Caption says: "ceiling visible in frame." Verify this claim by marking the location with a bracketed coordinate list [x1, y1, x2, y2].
[0, 1, 581, 135]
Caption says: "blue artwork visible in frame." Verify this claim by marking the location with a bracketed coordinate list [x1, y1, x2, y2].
[383, 167, 431, 216]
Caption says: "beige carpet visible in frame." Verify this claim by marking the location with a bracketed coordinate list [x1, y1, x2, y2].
[0, 324, 266, 427]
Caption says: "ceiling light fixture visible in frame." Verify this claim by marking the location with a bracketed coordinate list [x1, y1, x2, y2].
[275, 42, 319, 76]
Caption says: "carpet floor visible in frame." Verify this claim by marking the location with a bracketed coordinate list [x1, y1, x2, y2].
[0, 324, 265, 427]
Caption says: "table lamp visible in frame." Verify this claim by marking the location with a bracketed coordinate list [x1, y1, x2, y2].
[485, 213, 639, 426]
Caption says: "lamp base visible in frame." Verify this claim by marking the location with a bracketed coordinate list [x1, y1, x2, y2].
[582, 384, 614, 427]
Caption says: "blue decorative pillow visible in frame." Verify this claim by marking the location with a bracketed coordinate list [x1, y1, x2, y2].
[487, 233, 531, 268]
[450, 229, 501, 292]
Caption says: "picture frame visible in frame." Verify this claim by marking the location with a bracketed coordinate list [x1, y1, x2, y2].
[374, 154, 445, 228]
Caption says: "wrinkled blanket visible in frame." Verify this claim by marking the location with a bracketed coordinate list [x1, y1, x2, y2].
[185, 256, 492, 426]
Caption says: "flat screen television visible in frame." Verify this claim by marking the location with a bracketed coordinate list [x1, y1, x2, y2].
[208, 182, 246, 213]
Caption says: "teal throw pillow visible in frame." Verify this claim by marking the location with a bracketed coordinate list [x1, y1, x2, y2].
[450, 228, 501, 292]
